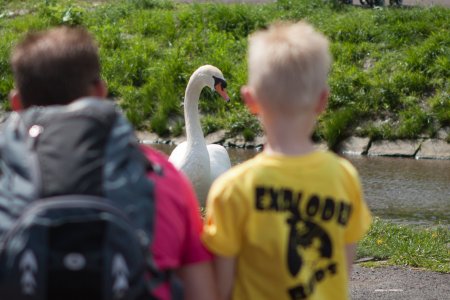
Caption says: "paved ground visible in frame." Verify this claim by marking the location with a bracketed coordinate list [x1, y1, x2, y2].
[179, 0, 450, 7]
[355, 0, 450, 7]
[350, 265, 450, 300]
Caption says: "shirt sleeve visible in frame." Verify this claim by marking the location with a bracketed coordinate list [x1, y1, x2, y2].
[140, 145, 212, 267]
[342, 162, 372, 244]
[202, 175, 247, 257]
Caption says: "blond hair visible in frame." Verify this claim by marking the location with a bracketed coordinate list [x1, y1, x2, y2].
[247, 21, 331, 114]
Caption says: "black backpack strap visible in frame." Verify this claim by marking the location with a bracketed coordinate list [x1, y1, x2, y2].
[0, 111, 41, 238]
[169, 273, 183, 300]
[145, 264, 183, 300]
[103, 106, 155, 234]
[102, 103, 183, 299]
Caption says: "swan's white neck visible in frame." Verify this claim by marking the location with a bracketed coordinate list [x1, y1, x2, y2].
[184, 75, 207, 148]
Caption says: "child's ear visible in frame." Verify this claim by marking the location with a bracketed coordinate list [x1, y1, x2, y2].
[9, 89, 23, 111]
[93, 80, 108, 98]
[315, 89, 329, 115]
[241, 86, 260, 115]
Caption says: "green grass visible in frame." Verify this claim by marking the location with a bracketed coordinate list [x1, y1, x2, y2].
[0, 0, 449, 143]
[357, 218, 450, 273]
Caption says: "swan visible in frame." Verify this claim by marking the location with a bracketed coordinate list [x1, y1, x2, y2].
[169, 65, 231, 205]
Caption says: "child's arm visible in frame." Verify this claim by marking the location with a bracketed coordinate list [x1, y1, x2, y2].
[202, 173, 246, 300]
[177, 261, 220, 300]
[213, 255, 237, 300]
[345, 243, 357, 275]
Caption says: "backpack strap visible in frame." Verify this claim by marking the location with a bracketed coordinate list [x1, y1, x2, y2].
[0, 111, 41, 236]
[101, 100, 182, 299]
[145, 267, 183, 300]
[102, 102, 155, 236]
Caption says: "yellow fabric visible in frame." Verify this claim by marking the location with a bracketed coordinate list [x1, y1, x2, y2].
[203, 150, 372, 300]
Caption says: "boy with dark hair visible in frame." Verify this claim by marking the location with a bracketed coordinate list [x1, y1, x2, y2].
[10, 26, 104, 108]
[202, 21, 372, 300]
[4, 26, 218, 300]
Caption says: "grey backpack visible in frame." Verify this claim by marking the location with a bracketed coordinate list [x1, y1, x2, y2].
[0, 98, 180, 300]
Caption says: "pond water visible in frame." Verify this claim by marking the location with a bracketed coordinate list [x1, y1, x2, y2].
[151, 144, 450, 226]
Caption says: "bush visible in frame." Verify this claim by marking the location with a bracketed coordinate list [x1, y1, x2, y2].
[396, 107, 429, 139]
[319, 107, 359, 149]
[128, 0, 174, 10]
[226, 109, 261, 138]
[38, 2, 86, 26]
[429, 92, 450, 126]
[202, 115, 223, 136]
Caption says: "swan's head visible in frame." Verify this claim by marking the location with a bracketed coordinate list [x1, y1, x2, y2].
[192, 65, 230, 102]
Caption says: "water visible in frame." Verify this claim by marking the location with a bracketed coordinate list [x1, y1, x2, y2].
[347, 156, 450, 226]
[150, 144, 450, 225]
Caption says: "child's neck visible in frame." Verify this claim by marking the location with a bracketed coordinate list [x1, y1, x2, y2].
[263, 114, 316, 156]
[264, 137, 315, 157]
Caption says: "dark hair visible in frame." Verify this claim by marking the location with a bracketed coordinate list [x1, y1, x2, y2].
[10, 26, 101, 108]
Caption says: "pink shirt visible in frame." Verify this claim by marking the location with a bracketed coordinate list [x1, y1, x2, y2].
[141, 145, 212, 299]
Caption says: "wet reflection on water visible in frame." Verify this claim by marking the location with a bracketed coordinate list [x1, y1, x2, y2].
[346, 156, 450, 226]
[150, 144, 450, 225]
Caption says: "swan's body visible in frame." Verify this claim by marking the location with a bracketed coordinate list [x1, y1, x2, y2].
[169, 65, 231, 204]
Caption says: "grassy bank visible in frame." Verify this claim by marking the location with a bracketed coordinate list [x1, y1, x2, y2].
[0, 0, 449, 148]
[357, 218, 450, 273]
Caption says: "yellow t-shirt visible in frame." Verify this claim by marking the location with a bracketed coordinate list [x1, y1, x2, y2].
[202, 150, 372, 300]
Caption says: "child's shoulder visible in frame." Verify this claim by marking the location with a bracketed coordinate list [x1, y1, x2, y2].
[331, 152, 359, 176]
[320, 151, 361, 183]
[217, 153, 263, 181]
[139, 144, 183, 178]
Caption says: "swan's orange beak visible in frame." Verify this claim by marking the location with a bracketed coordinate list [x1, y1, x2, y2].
[215, 84, 230, 102]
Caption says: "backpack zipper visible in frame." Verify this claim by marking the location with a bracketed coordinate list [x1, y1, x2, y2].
[0, 196, 142, 251]
[25, 121, 44, 198]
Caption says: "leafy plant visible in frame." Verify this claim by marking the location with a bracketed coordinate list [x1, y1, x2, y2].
[226, 109, 261, 138]
[39, 2, 85, 26]
[171, 120, 184, 137]
[319, 107, 359, 149]
[128, 0, 174, 10]
[150, 112, 170, 136]
[396, 107, 429, 139]
[356, 120, 395, 141]
[429, 92, 450, 126]
[202, 115, 222, 136]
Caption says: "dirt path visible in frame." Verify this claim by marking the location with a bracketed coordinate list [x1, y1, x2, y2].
[350, 265, 450, 300]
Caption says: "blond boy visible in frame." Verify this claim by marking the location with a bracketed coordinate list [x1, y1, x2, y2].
[202, 21, 372, 300]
